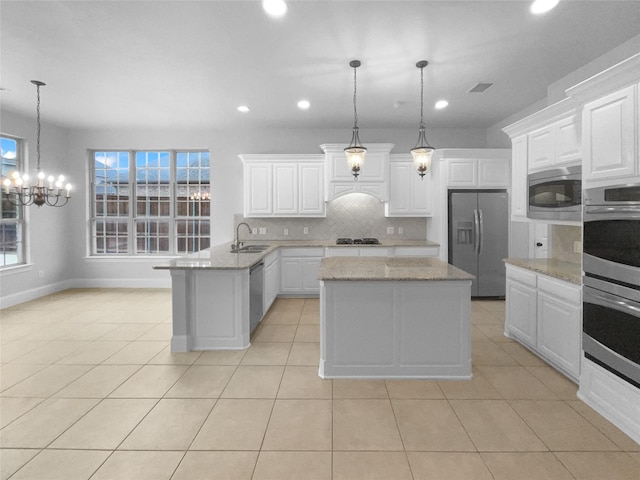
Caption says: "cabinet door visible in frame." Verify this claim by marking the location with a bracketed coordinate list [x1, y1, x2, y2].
[301, 257, 322, 293]
[447, 159, 477, 186]
[555, 116, 581, 165]
[244, 164, 272, 216]
[511, 135, 528, 219]
[506, 279, 537, 348]
[273, 163, 298, 215]
[387, 163, 412, 215]
[528, 127, 554, 171]
[537, 291, 581, 378]
[583, 84, 637, 182]
[299, 163, 325, 216]
[280, 257, 302, 293]
[478, 158, 509, 187]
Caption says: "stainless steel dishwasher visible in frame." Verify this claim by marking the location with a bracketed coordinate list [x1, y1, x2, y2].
[249, 261, 264, 334]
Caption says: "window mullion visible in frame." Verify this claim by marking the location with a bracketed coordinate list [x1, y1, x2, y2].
[129, 149, 136, 255]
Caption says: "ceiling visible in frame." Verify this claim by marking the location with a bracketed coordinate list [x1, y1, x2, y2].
[1, 1, 639, 131]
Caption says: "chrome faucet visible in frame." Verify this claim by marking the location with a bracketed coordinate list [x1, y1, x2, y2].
[233, 222, 252, 250]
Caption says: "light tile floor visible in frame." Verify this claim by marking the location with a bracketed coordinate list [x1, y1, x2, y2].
[1, 289, 639, 479]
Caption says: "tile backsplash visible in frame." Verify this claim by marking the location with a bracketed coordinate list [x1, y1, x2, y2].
[234, 193, 427, 241]
[551, 225, 582, 265]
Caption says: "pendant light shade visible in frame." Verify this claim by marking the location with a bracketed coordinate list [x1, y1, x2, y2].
[411, 60, 435, 179]
[344, 60, 366, 180]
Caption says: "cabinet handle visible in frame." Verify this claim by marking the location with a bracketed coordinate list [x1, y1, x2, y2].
[536, 242, 543, 247]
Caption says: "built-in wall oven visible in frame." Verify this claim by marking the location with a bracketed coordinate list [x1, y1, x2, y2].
[528, 165, 582, 221]
[583, 184, 640, 388]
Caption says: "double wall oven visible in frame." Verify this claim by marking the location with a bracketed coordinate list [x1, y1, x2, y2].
[583, 184, 640, 388]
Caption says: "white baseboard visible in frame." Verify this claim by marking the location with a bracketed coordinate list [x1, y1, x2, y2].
[0, 277, 171, 309]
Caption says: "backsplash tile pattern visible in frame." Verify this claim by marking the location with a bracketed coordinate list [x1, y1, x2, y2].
[551, 225, 582, 265]
[234, 193, 427, 241]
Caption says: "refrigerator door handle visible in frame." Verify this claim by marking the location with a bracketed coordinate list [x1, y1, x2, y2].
[473, 209, 480, 255]
[478, 209, 484, 255]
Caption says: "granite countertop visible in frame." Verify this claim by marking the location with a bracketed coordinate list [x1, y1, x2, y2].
[504, 258, 582, 285]
[319, 256, 475, 281]
[153, 239, 440, 271]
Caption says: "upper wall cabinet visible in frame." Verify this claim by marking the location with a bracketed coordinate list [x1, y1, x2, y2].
[566, 53, 639, 187]
[385, 154, 433, 217]
[320, 143, 394, 202]
[527, 113, 581, 171]
[438, 149, 511, 188]
[240, 154, 325, 217]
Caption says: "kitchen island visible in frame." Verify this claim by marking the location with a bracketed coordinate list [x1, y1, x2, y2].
[318, 256, 474, 379]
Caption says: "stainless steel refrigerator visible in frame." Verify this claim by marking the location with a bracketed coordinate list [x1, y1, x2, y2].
[448, 190, 508, 297]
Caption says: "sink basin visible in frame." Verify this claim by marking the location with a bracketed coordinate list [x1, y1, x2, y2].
[230, 245, 270, 253]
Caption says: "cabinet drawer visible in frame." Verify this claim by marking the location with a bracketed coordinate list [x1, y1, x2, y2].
[506, 265, 537, 287]
[279, 247, 325, 257]
[394, 246, 439, 257]
[538, 275, 581, 304]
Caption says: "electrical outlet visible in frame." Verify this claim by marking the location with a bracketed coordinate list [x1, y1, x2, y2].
[387, 226, 394, 234]
[252, 227, 258, 235]
[573, 241, 582, 253]
[259, 227, 267, 235]
[284, 228, 289, 236]
[303, 227, 309, 235]
[398, 227, 403, 235]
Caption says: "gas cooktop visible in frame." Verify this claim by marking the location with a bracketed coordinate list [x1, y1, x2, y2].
[336, 238, 380, 245]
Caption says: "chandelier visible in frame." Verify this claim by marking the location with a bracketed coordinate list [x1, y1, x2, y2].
[411, 61, 436, 179]
[2, 81, 71, 207]
[344, 60, 366, 180]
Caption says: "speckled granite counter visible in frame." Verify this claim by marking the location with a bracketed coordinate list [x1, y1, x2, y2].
[503, 258, 581, 285]
[153, 239, 440, 271]
[319, 256, 474, 281]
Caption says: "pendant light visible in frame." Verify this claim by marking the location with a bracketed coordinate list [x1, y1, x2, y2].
[411, 60, 435, 179]
[2, 80, 71, 207]
[344, 60, 366, 180]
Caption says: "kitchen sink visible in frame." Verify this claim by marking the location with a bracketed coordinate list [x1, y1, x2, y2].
[230, 245, 270, 253]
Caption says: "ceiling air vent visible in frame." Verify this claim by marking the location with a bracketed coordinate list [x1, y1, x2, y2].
[468, 82, 493, 93]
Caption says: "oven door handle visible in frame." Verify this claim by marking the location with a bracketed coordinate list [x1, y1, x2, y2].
[585, 287, 640, 317]
[584, 205, 640, 219]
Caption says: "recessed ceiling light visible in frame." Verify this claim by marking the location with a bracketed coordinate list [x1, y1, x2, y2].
[237, 105, 250, 113]
[263, 0, 287, 18]
[297, 100, 310, 110]
[530, 0, 559, 15]
[435, 100, 449, 110]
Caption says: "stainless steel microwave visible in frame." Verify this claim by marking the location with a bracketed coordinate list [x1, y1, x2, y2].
[527, 165, 581, 221]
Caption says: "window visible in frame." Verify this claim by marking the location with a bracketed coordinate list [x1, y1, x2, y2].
[1, 135, 26, 268]
[91, 150, 210, 256]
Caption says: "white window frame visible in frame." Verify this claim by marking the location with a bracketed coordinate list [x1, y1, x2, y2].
[89, 149, 210, 257]
[1, 134, 28, 269]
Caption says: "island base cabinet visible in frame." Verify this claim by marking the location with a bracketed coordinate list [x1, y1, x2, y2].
[170, 269, 250, 352]
[320, 280, 472, 379]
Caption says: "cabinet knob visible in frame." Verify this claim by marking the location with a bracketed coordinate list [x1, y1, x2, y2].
[536, 242, 543, 247]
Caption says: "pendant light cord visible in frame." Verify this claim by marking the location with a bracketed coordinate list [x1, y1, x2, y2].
[419, 65, 425, 129]
[352, 65, 359, 129]
[35, 83, 41, 172]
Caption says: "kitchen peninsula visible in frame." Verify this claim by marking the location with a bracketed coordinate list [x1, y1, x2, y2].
[318, 256, 474, 379]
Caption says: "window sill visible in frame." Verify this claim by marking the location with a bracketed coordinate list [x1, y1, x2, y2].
[0, 263, 34, 275]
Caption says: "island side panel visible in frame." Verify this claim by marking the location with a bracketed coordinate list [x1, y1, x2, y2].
[170, 269, 250, 351]
[320, 279, 472, 379]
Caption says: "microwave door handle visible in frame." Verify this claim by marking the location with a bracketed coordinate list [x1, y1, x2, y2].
[473, 209, 480, 255]
[585, 289, 640, 316]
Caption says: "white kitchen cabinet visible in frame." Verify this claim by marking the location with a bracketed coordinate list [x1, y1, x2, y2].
[505, 266, 538, 349]
[555, 115, 582, 165]
[505, 264, 582, 381]
[279, 247, 324, 295]
[582, 84, 637, 183]
[243, 163, 272, 216]
[446, 157, 509, 188]
[527, 126, 555, 170]
[393, 246, 439, 257]
[325, 247, 393, 257]
[321, 143, 394, 201]
[240, 155, 325, 217]
[263, 250, 280, 313]
[537, 276, 582, 378]
[526, 114, 581, 172]
[510, 135, 528, 220]
[386, 156, 433, 217]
